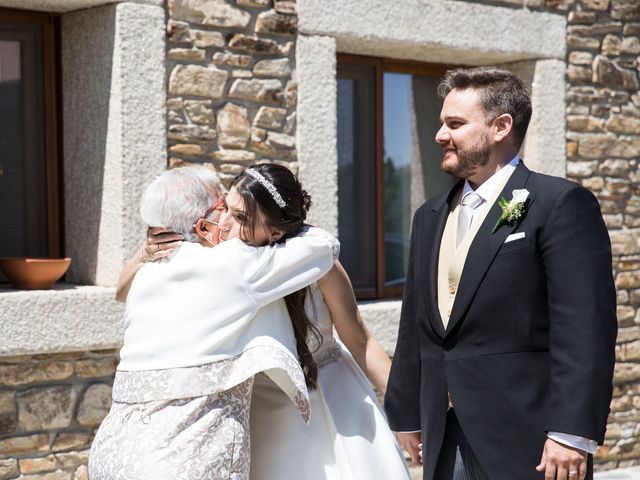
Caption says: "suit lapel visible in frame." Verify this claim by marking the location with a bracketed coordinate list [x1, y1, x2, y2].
[445, 163, 533, 337]
[425, 181, 463, 339]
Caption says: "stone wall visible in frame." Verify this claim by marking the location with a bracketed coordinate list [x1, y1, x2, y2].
[0, 351, 117, 480]
[459, 0, 640, 471]
[165, 0, 298, 186]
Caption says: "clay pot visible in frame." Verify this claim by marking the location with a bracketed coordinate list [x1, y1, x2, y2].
[0, 257, 72, 290]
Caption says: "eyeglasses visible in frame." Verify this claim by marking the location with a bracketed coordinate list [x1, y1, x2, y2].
[193, 194, 226, 230]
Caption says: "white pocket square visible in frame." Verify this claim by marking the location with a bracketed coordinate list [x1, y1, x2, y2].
[505, 232, 526, 243]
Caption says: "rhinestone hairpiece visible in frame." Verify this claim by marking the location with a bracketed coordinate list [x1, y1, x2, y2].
[245, 168, 287, 208]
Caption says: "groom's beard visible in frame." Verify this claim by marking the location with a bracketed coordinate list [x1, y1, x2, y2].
[441, 134, 491, 180]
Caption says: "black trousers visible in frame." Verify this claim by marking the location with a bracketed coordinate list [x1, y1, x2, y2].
[434, 410, 489, 480]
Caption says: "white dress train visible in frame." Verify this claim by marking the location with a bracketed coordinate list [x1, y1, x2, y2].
[250, 285, 411, 480]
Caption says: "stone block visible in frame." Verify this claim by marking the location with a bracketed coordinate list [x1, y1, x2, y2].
[18, 455, 58, 474]
[17, 387, 76, 431]
[0, 434, 49, 457]
[617, 270, 640, 288]
[606, 115, 640, 134]
[184, 100, 215, 125]
[167, 48, 206, 62]
[581, 0, 610, 10]
[74, 358, 117, 379]
[168, 158, 216, 172]
[191, 30, 225, 48]
[253, 58, 291, 78]
[567, 65, 592, 82]
[618, 305, 637, 326]
[255, 9, 297, 35]
[568, 22, 623, 36]
[212, 52, 252, 68]
[227, 34, 281, 55]
[236, 0, 271, 7]
[622, 36, 640, 54]
[169, 144, 204, 156]
[168, 0, 251, 28]
[284, 112, 295, 134]
[605, 178, 631, 194]
[622, 340, 640, 361]
[253, 106, 287, 129]
[605, 214, 625, 229]
[567, 160, 599, 177]
[51, 433, 91, 453]
[231, 69, 252, 79]
[0, 393, 13, 414]
[274, 0, 296, 14]
[0, 459, 18, 480]
[600, 159, 631, 176]
[168, 125, 217, 143]
[168, 65, 228, 99]
[267, 131, 295, 149]
[615, 363, 640, 383]
[566, 115, 603, 131]
[0, 412, 16, 436]
[74, 464, 88, 480]
[568, 51, 594, 65]
[612, 0, 640, 21]
[578, 133, 640, 159]
[568, 10, 597, 24]
[625, 23, 640, 35]
[210, 150, 256, 162]
[602, 34, 623, 56]
[0, 363, 73, 387]
[54, 450, 89, 469]
[284, 80, 296, 109]
[167, 19, 191, 44]
[216, 103, 250, 148]
[593, 55, 640, 91]
[76, 384, 111, 427]
[567, 35, 601, 49]
[583, 176, 605, 191]
[228, 79, 283, 104]
[218, 163, 246, 175]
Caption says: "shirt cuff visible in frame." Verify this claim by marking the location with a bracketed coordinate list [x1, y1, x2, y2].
[547, 432, 598, 454]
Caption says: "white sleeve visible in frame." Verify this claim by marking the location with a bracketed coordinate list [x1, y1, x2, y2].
[238, 227, 340, 307]
[547, 432, 598, 454]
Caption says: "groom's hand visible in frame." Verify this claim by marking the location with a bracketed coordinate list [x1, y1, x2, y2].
[536, 438, 587, 480]
[396, 431, 422, 466]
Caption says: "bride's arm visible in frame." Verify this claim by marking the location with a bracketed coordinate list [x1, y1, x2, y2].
[115, 227, 183, 302]
[317, 261, 391, 395]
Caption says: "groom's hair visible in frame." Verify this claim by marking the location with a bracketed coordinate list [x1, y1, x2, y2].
[437, 67, 532, 149]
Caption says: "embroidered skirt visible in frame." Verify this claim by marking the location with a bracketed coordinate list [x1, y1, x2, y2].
[88, 378, 254, 480]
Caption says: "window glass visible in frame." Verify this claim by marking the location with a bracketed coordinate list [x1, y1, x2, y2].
[383, 73, 455, 286]
[0, 22, 48, 257]
[337, 65, 377, 292]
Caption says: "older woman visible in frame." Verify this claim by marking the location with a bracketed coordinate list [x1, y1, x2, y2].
[88, 166, 338, 480]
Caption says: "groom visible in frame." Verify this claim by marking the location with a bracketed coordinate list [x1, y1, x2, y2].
[385, 67, 617, 480]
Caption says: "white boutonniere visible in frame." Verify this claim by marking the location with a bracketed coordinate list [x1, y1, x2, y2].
[491, 189, 530, 234]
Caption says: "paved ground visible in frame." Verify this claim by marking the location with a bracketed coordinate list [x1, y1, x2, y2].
[595, 467, 640, 479]
[407, 466, 640, 479]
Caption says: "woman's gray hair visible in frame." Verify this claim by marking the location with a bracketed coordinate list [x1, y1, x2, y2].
[140, 166, 224, 243]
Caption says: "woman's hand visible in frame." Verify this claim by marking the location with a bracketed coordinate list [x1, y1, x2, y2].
[143, 227, 183, 262]
[115, 227, 184, 303]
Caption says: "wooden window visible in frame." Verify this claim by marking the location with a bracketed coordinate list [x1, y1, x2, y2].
[0, 8, 61, 262]
[337, 55, 457, 299]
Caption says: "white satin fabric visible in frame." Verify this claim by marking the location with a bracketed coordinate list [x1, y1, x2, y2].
[250, 285, 411, 480]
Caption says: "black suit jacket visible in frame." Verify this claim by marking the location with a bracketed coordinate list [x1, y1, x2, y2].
[385, 163, 617, 480]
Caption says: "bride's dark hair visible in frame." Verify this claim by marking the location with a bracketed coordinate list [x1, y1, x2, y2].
[230, 164, 322, 389]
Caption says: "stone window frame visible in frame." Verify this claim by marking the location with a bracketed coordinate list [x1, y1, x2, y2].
[295, 0, 567, 352]
[0, 0, 165, 357]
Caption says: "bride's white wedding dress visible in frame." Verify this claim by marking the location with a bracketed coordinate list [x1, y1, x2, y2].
[250, 284, 411, 480]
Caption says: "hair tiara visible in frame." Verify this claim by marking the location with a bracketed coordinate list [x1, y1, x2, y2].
[245, 168, 287, 208]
